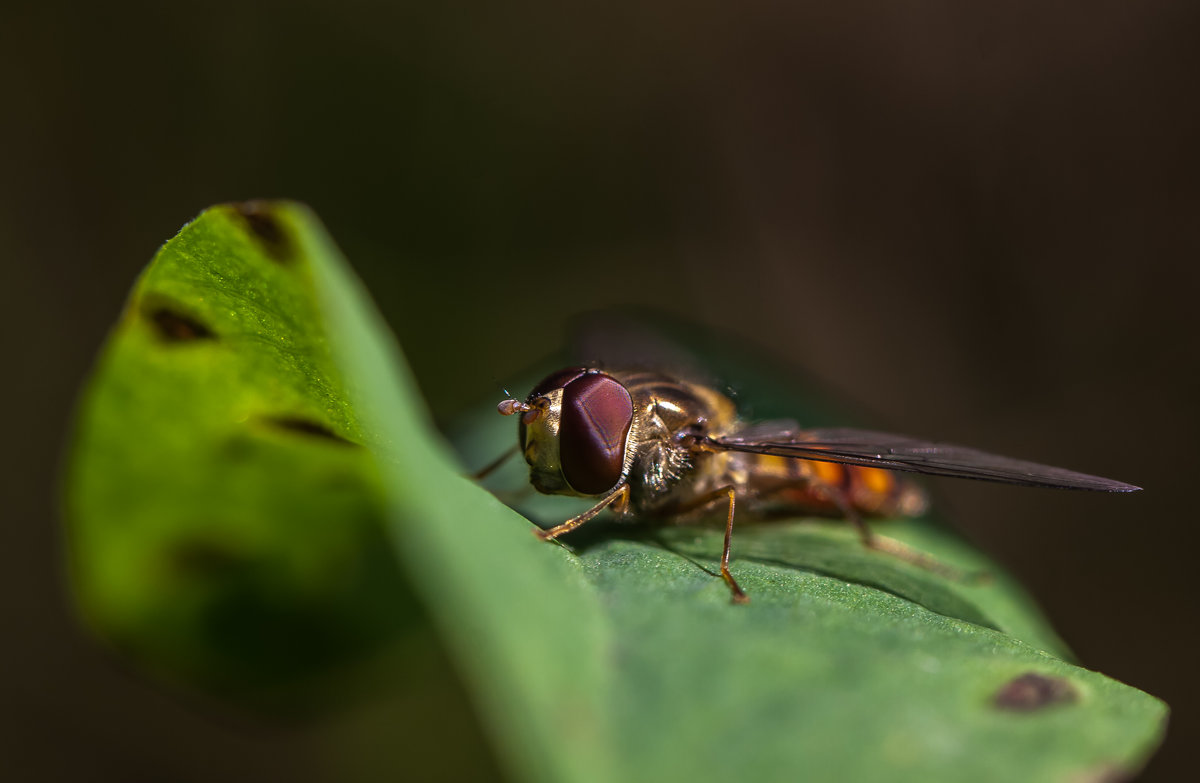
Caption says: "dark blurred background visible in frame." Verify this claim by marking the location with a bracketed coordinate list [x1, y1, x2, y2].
[3, 0, 1197, 780]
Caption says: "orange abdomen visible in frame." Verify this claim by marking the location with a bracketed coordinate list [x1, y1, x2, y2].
[743, 454, 927, 518]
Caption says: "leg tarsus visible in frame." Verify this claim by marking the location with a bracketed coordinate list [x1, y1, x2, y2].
[724, 574, 750, 604]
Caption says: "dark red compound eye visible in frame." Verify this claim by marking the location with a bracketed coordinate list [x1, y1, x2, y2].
[527, 367, 588, 401]
[559, 373, 634, 494]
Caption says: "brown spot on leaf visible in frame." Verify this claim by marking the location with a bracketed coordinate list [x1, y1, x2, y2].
[994, 672, 1078, 711]
[145, 303, 216, 342]
[262, 415, 358, 446]
[234, 200, 294, 264]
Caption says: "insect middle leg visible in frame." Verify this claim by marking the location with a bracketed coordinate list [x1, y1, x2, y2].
[665, 485, 749, 604]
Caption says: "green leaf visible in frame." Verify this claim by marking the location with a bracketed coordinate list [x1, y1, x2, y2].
[66, 202, 1166, 781]
[64, 202, 415, 707]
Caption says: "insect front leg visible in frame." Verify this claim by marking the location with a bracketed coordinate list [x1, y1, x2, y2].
[471, 445, 519, 480]
[534, 483, 630, 542]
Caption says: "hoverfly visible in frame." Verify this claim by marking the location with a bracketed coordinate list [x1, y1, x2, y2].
[493, 366, 1140, 603]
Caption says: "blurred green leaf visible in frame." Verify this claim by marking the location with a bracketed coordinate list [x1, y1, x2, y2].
[66, 203, 1166, 781]
[64, 202, 414, 707]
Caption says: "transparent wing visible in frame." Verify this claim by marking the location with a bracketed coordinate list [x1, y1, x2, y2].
[708, 426, 1141, 492]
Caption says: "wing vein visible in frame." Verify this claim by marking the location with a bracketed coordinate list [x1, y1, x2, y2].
[708, 427, 1140, 492]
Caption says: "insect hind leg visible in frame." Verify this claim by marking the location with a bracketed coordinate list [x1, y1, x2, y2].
[851, 516, 969, 581]
[815, 477, 974, 582]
